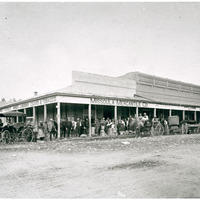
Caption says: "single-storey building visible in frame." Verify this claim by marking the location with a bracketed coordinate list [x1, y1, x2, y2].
[0, 70, 200, 137]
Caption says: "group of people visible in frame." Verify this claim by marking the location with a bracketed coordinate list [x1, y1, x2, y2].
[35, 117, 91, 141]
[34, 112, 169, 141]
[93, 118, 116, 136]
[36, 119, 58, 141]
[93, 112, 170, 136]
[92, 112, 151, 136]
[60, 117, 89, 138]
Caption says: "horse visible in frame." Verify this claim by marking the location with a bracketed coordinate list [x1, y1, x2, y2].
[128, 117, 144, 136]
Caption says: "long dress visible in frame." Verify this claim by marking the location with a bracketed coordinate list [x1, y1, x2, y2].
[107, 122, 112, 135]
[100, 120, 106, 137]
[38, 125, 45, 139]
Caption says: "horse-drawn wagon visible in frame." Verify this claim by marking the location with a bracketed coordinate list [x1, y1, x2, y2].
[0, 111, 34, 144]
[180, 119, 200, 134]
[128, 117, 163, 137]
[168, 115, 200, 135]
[168, 116, 181, 135]
[150, 117, 164, 136]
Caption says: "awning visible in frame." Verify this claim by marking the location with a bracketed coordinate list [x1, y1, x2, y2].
[0, 111, 26, 117]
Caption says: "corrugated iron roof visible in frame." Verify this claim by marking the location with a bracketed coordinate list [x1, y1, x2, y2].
[136, 91, 200, 107]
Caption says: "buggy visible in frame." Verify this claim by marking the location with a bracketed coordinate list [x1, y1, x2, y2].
[140, 120, 153, 137]
[150, 118, 164, 136]
[168, 115, 200, 135]
[180, 119, 200, 134]
[0, 111, 34, 144]
[168, 116, 181, 135]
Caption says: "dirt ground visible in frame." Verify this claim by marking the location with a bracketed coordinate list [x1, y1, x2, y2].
[0, 134, 200, 198]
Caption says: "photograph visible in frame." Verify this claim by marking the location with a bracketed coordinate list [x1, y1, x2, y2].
[0, 2, 200, 198]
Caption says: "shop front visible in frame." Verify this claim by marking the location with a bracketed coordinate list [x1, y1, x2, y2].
[1, 94, 200, 138]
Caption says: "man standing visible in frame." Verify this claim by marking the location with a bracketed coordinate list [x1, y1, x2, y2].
[53, 120, 58, 139]
[81, 118, 86, 135]
[48, 119, 55, 141]
[60, 118, 67, 138]
[66, 118, 72, 138]
[76, 118, 82, 137]
[43, 121, 49, 141]
[71, 118, 77, 137]
[85, 118, 89, 135]
[142, 113, 149, 122]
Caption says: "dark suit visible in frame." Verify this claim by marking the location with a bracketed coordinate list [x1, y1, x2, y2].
[66, 120, 72, 137]
[81, 121, 86, 135]
[61, 119, 67, 138]
[76, 121, 81, 136]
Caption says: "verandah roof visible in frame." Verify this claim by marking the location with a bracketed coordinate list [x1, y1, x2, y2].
[0, 111, 26, 117]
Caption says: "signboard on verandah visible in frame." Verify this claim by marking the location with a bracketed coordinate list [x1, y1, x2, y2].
[90, 98, 148, 107]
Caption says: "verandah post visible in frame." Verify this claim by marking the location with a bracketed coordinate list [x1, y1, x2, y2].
[136, 106, 139, 117]
[88, 103, 91, 137]
[44, 104, 47, 122]
[183, 110, 185, 120]
[33, 106, 36, 125]
[194, 111, 197, 121]
[154, 108, 156, 117]
[57, 102, 61, 138]
[114, 105, 117, 126]
[169, 109, 172, 117]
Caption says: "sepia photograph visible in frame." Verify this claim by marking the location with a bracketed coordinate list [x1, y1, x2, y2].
[0, 2, 200, 198]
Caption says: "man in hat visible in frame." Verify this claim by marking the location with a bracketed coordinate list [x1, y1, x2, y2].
[43, 121, 49, 141]
[76, 118, 81, 137]
[48, 119, 55, 141]
[60, 117, 67, 139]
[66, 117, 72, 138]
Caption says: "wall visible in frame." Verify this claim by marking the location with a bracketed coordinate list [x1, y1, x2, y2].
[137, 83, 200, 106]
[72, 71, 136, 99]
[119, 72, 200, 107]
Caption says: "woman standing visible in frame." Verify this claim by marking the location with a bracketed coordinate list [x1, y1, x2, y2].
[43, 121, 49, 141]
[38, 121, 45, 141]
[100, 117, 106, 136]
[107, 119, 112, 135]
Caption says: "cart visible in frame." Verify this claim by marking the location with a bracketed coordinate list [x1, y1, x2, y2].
[0, 111, 33, 144]
[168, 116, 182, 135]
[180, 120, 200, 134]
[150, 118, 164, 136]
[140, 120, 153, 137]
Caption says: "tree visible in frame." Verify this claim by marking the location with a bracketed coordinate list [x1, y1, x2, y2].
[9, 98, 16, 102]
[1, 98, 6, 102]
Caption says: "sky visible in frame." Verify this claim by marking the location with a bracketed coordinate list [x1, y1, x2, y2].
[1, 2, 200, 100]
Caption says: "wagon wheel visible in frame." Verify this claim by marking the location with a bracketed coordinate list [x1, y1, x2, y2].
[155, 123, 164, 136]
[151, 123, 164, 136]
[140, 127, 149, 137]
[169, 129, 174, 135]
[0, 132, 3, 143]
[10, 129, 18, 143]
[18, 127, 25, 142]
[2, 130, 10, 145]
[150, 126, 155, 137]
[145, 127, 152, 137]
[23, 128, 34, 142]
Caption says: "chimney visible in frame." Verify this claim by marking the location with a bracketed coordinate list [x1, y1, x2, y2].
[34, 91, 38, 96]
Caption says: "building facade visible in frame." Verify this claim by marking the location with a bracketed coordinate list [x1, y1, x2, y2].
[0, 71, 200, 138]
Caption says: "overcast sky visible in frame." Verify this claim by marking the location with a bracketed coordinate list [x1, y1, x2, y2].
[1, 2, 200, 100]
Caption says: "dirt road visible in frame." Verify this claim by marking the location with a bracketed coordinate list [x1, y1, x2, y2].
[0, 134, 200, 198]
